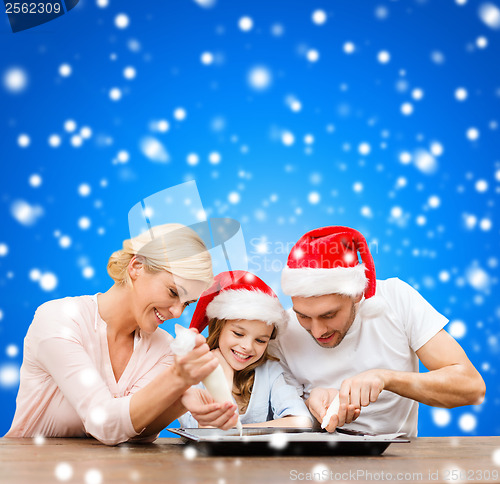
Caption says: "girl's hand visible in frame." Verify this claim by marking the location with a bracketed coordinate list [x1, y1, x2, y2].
[212, 348, 234, 389]
[172, 333, 219, 386]
[181, 388, 238, 430]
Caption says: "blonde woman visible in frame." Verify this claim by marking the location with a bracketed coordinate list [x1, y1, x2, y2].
[6, 224, 239, 445]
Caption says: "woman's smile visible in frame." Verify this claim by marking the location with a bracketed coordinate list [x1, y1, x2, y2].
[154, 307, 167, 323]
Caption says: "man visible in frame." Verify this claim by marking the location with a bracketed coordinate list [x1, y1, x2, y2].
[271, 226, 485, 437]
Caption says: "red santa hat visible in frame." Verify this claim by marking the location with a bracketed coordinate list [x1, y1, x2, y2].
[190, 270, 286, 333]
[281, 226, 385, 318]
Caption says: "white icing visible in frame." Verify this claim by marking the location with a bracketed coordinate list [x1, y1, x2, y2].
[171, 324, 243, 435]
[321, 394, 340, 429]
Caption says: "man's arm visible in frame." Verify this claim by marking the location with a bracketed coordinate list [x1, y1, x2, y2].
[339, 329, 485, 413]
[384, 329, 486, 407]
[310, 329, 486, 431]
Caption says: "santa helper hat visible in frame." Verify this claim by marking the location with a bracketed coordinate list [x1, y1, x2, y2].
[281, 226, 385, 319]
[190, 270, 286, 333]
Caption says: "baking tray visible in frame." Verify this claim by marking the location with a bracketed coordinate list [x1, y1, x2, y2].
[169, 427, 410, 456]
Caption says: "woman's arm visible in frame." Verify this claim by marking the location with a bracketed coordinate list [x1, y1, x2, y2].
[129, 335, 218, 433]
[36, 332, 224, 444]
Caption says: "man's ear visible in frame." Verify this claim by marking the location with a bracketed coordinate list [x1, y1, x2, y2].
[128, 256, 143, 282]
[353, 293, 363, 304]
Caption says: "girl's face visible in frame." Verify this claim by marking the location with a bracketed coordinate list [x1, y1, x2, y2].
[218, 319, 274, 371]
[129, 259, 207, 334]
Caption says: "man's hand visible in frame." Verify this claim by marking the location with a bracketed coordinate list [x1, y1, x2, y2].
[172, 332, 219, 386]
[306, 371, 384, 433]
[337, 369, 386, 425]
[306, 387, 359, 432]
[180, 388, 238, 430]
[306, 387, 337, 423]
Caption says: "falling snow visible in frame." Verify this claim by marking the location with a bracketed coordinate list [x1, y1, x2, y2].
[114, 13, 130, 29]
[1, 0, 498, 443]
[248, 66, 272, 90]
[3, 67, 28, 93]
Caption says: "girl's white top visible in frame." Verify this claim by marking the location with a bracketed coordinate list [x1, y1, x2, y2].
[5, 295, 174, 445]
[178, 359, 313, 427]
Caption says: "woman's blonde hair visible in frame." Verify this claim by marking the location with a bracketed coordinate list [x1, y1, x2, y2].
[206, 318, 278, 414]
[107, 223, 213, 286]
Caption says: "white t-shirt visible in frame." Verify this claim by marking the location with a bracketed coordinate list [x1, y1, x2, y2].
[269, 278, 448, 437]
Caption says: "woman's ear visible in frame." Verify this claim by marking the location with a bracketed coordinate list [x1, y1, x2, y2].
[128, 256, 143, 282]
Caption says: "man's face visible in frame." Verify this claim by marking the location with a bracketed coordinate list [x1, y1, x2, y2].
[291, 293, 361, 348]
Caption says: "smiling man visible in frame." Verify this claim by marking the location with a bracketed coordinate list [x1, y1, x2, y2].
[270, 226, 486, 437]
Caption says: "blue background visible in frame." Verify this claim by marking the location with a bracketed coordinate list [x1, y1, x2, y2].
[0, 0, 498, 438]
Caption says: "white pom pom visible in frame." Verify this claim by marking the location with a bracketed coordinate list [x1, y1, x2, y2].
[357, 296, 386, 319]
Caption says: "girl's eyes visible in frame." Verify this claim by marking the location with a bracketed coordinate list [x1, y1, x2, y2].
[232, 331, 267, 344]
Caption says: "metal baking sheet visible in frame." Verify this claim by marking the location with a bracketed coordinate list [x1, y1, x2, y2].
[169, 427, 410, 456]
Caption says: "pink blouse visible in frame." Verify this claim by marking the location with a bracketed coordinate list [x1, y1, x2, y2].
[5, 295, 174, 445]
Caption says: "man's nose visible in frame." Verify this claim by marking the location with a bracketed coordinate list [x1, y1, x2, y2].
[310, 319, 329, 339]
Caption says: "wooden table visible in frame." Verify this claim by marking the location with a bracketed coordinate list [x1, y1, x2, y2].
[1, 437, 499, 484]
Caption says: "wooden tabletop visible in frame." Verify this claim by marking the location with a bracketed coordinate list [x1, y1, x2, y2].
[1, 437, 499, 484]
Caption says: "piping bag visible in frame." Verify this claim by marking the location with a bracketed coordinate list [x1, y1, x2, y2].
[171, 324, 243, 436]
[321, 394, 340, 430]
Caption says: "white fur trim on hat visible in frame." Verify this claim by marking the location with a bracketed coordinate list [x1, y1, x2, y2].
[206, 289, 286, 326]
[281, 264, 367, 298]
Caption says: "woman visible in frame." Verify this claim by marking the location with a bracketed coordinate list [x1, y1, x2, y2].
[6, 223, 239, 445]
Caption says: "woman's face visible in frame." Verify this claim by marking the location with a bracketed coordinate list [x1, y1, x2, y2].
[218, 319, 274, 371]
[129, 259, 208, 334]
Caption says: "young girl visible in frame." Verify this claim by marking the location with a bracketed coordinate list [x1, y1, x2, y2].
[178, 270, 312, 428]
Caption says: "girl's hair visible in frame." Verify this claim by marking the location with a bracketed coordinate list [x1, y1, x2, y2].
[107, 223, 213, 286]
[206, 318, 279, 414]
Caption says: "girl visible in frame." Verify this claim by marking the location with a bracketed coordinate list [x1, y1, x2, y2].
[6, 224, 239, 445]
[179, 271, 312, 428]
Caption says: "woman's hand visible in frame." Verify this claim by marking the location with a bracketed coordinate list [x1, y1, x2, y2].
[172, 332, 219, 386]
[211, 348, 234, 390]
[181, 388, 239, 430]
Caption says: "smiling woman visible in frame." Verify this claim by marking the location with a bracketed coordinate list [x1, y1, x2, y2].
[5, 224, 240, 445]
